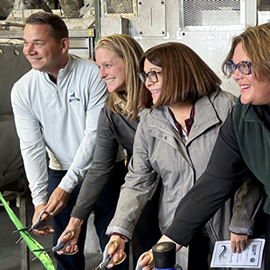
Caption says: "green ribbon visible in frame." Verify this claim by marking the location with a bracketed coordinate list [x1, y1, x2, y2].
[0, 192, 56, 270]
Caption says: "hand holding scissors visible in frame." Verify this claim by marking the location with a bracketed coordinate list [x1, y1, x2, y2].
[135, 251, 154, 270]
[93, 240, 126, 270]
[32, 230, 77, 260]
[13, 209, 52, 244]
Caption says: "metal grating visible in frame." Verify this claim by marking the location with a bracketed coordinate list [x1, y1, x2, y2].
[260, 0, 270, 11]
[103, 0, 137, 17]
[260, 5, 270, 11]
[183, 0, 241, 27]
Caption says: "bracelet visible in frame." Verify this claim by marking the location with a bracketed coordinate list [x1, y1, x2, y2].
[109, 232, 129, 242]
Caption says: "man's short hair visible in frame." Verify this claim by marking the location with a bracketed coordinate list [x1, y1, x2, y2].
[25, 12, 68, 41]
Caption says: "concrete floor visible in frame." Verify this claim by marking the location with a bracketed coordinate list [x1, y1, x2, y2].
[0, 198, 102, 270]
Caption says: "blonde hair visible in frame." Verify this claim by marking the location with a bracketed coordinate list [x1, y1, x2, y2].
[95, 34, 144, 120]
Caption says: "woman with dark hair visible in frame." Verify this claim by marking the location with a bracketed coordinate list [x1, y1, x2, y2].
[144, 23, 270, 270]
[106, 42, 262, 270]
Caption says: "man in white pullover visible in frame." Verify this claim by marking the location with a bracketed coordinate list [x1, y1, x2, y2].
[11, 12, 125, 270]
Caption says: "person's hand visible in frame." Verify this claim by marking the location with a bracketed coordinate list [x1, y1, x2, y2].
[32, 204, 54, 236]
[230, 232, 248, 253]
[56, 217, 83, 255]
[138, 252, 154, 270]
[44, 187, 70, 216]
[138, 235, 182, 270]
[158, 235, 182, 251]
[106, 235, 126, 268]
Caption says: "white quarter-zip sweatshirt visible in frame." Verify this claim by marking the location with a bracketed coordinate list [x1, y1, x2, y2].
[11, 55, 109, 206]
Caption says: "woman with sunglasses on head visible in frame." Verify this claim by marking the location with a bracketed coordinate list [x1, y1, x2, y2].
[106, 42, 263, 270]
[55, 34, 161, 268]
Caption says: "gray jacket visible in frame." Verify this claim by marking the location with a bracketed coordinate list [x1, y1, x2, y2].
[71, 104, 139, 220]
[107, 89, 263, 269]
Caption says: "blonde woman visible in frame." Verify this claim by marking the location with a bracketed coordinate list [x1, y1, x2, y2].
[57, 34, 161, 268]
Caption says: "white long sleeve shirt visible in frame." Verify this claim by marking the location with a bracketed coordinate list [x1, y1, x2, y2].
[11, 55, 108, 207]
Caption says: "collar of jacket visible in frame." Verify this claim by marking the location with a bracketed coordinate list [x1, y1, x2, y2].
[237, 97, 266, 126]
[148, 93, 223, 145]
[57, 54, 76, 80]
[42, 54, 76, 83]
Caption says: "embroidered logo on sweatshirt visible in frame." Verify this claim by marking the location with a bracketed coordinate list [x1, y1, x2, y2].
[69, 91, 80, 102]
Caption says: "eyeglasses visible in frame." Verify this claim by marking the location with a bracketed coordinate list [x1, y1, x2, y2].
[138, 70, 162, 83]
[225, 61, 252, 75]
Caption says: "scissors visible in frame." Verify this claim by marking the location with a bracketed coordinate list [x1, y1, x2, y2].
[13, 209, 52, 244]
[93, 240, 126, 270]
[32, 230, 77, 260]
[135, 251, 153, 270]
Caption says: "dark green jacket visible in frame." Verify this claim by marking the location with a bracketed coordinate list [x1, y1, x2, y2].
[233, 99, 270, 214]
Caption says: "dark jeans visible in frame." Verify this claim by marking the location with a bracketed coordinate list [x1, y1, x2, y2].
[92, 160, 129, 270]
[48, 159, 126, 270]
[48, 168, 87, 270]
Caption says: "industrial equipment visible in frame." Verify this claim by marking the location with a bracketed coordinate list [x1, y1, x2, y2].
[0, 1, 267, 269]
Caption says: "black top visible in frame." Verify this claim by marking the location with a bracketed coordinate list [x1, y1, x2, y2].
[165, 105, 270, 246]
[71, 104, 138, 220]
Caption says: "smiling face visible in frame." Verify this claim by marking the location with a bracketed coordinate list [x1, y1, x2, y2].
[143, 59, 162, 104]
[23, 24, 68, 80]
[233, 42, 270, 106]
[95, 48, 126, 93]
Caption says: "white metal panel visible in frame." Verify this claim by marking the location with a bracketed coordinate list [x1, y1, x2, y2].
[258, 11, 270, 24]
[132, 0, 166, 37]
[100, 16, 130, 36]
[245, 0, 257, 26]
[174, 30, 243, 97]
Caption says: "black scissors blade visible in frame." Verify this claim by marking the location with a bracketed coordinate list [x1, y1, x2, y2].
[32, 241, 64, 253]
[92, 254, 112, 270]
[13, 209, 48, 234]
[32, 234, 67, 254]
[13, 226, 31, 233]
[92, 266, 103, 270]
[92, 260, 111, 270]
[32, 249, 50, 253]
[31, 249, 52, 261]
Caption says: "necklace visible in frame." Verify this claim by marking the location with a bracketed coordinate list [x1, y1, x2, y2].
[181, 122, 187, 131]
[178, 109, 191, 129]
[169, 103, 193, 137]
